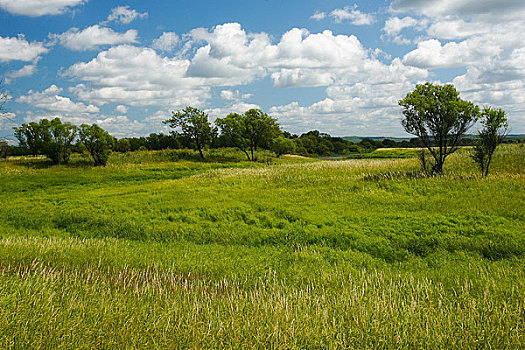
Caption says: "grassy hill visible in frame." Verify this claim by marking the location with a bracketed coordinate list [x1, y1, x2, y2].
[0, 145, 524, 348]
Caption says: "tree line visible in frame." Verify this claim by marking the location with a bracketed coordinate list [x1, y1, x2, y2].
[7, 107, 399, 164]
[4, 82, 519, 176]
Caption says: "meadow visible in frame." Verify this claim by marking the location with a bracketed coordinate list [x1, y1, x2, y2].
[0, 145, 524, 349]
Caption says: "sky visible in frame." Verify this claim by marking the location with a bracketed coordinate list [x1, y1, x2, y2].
[1, 0, 525, 141]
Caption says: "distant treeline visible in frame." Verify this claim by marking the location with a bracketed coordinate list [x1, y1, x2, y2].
[2, 128, 524, 159]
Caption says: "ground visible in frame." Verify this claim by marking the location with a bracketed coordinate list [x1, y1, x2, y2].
[0, 146, 524, 348]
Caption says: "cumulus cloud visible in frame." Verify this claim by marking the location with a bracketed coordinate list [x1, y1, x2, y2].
[0, 0, 86, 17]
[16, 85, 100, 115]
[106, 5, 148, 24]
[52, 25, 138, 51]
[329, 6, 375, 26]
[270, 81, 416, 136]
[60, 22, 431, 136]
[152, 32, 179, 52]
[0, 35, 48, 62]
[65, 45, 209, 107]
[390, 0, 525, 133]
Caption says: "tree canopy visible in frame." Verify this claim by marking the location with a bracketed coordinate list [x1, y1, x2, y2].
[163, 107, 216, 159]
[14, 118, 77, 164]
[471, 107, 508, 177]
[216, 109, 280, 161]
[399, 83, 479, 174]
[79, 124, 115, 166]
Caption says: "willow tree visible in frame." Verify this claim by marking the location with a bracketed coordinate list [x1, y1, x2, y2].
[399, 83, 479, 175]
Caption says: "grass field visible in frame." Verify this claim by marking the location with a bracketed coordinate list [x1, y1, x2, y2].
[0, 145, 524, 348]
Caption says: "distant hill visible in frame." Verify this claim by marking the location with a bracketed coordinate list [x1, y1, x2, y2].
[343, 136, 413, 143]
[343, 134, 525, 143]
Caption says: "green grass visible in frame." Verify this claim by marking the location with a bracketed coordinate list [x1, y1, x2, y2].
[0, 145, 524, 348]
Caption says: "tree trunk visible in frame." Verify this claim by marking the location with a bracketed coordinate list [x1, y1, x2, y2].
[432, 161, 443, 175]
[484, 152, 493, 177]
[240, 148, 251, 161]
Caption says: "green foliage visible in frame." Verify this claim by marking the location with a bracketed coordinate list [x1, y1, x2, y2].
[471, 107, 508, 177]
[216, 109, 280, 161]
[271, 135, 296, 156]
[163, 106, 217, 159]
[14, 118, 77, 164]
[399, 83, 480, 174]
[293, 130, 360, 156]
[13, 121, 47, 155]
[0, 140, 8, 159]
[115, 138, 131, 153]
[78, 124, 115, 166]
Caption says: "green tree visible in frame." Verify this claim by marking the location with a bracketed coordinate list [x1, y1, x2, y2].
[43, 118, 77, 164]
[471, 107, 508, 177]
[116, 138, 131, 153]
[0, 140, 8, 159]
[215, 113, 251, 160]
[399, 83, 479, 175]
[15, 118, 77, 164]
[216, 109, 280, 161]
[79, 124, 115, 166]
[13, 122, 47, 156]
[163, 106, 216, 160]
[271, 136, 296, 157]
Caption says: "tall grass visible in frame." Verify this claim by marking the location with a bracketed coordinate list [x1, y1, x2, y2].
[0, 144, 523, 348]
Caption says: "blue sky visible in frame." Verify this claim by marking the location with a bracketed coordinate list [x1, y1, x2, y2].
[1, 0, 525, 141]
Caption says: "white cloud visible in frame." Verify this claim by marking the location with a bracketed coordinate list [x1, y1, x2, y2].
[0, 35, 48, 62]
[61, 23, 430, 137]
[115, 105, 128, 113]
[270, 81, 416, 136]
[390, 0, 525, 134]
[391, 0, 525, 19]
[329, 6, 375, 26]
[16, 85, 100, 115]
[65, 45, 210, 107]
[106, 5, 148, 24]
[310, 11, 326, 21]
[382, 16, 426, 44]
[206, 102, 262, 122]
[5, 63, 37, 83]
[426, 19, 489, 40]
[95, 115, 145, 138]
[152, 32, 179, 52]
[52, 25, 138, 51]
[0, 0, 86, 17]
[220, 89, 252, 101]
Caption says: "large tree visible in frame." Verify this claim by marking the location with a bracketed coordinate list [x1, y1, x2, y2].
[216, 109, 280, 161]
[399, 83, 479, 175]
[471, 107, 508, 177]
[79, 124, 115, 166]
[163, 107, 216, 160]
[14, 117, 77, 164]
